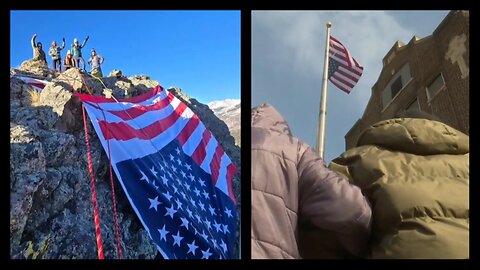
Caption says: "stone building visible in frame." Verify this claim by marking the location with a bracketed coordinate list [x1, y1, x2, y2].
[345, 10, 469, 149]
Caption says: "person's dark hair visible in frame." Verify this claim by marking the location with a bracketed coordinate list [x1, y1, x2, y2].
[37, 42, 42, 47]
[395, 109, 443, 122]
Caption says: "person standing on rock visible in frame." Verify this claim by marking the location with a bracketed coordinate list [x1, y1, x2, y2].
[88, 48, 104, 78]
[31, 34, 47, 64]
[49, 38, 66, 73]
[64, 50, 76, 71]
[71, 36, 89, 70]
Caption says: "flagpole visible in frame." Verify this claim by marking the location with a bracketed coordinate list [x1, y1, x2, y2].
[316, 22, 332, 159]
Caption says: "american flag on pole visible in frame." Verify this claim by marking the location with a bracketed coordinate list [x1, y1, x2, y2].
[328, 36, 364, 94]
[75, 86, 238, 259]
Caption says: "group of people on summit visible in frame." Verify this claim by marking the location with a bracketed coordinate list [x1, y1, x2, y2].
[31, 34, 104, 77]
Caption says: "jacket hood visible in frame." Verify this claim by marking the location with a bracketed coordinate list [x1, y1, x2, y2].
[357, 118, 469, 155]
[251, 103, 292, 136]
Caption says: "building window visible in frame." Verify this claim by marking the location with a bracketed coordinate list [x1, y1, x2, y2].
[406, 98, 420, 111]
[426, 73, 446, 101]
[391, 76, 403, 97]
[382, 62, 412, 109]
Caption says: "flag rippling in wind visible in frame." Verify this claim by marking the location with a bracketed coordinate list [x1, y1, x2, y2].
[328, 36, 364, 94]
[75, 86, 238, 259]
[15, 76, 48, 91]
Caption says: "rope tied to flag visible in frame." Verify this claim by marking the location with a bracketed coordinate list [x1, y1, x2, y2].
[80, 72, 123, 259]
[82, 104, 105, 259]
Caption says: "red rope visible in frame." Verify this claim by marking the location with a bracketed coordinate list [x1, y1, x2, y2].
[78, 69, 93, 95]
[82, 104, 105, 260]
[100, 108, 123, 259]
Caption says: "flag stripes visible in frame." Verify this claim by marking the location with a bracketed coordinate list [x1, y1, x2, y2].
[328, 35, 364, 94]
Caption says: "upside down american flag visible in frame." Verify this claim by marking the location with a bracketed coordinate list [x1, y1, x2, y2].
[75, 86, 238, 259]
[328, 35, 364, 94]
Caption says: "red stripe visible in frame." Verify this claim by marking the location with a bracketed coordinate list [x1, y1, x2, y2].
[342, 64, 363, 77]
[337, 67, 360, 83]
[332, 72, 355, 88]
[176, 115, 200, 146]
[191, 130, 212, 164]
[108, 92, 175, 121]
[226, 163, 237, 205]
[29, 82, 46, 89]
[330, 79, 351, 94]
[330, 36, 353, 67]
[98, 101, 188, 140]
[210, 146, 224, 185]
[75, 85, 163, 103]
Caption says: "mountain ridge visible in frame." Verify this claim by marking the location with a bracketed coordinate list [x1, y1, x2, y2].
[10, 58, 241, 259]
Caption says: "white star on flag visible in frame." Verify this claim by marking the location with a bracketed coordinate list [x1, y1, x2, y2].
[148, 196, 161, 211]
[172, 230, 183, 247]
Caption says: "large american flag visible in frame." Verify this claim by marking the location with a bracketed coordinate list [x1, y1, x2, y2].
[75, 86, 238, 259]
[328, 36, 364, 94]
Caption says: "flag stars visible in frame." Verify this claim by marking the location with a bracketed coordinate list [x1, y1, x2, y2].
[200, 230, 209, 242]
[164, 205, 177, 219]
[148, 196, 161, 211]
[171, 164, 177, 173]
[175, 147, 181, 155]
[159, 163, 165, 172]
[212, 238, 219, 250]
[190, 197, 196, 207]
[175, 178, 182, 185]
[193, 187, 201, 197]
[139, 170, 149, 183]
[186, 207, 193, 218]
[220, 239, 228, 253]
[208, 205, 217, 216]
[195, 214, 202, 223]
[150, 166, 158, 178]
[172, 230, 183, 247]
[167, 171, 173, 179]
[169, 154, 175, 161]
[161, 174, 169, 185]
[188, 173, 195, 181]
[199, 179, 206, 187]
[162, 191, 173, 202]
[185, 163, 192, 171]
[175, 198, 183, 210]
[180, 171, 186, 178]
[222, 224, 230, 234]
[213, 220, 222, 233]
[172, 185, 178, 194]
[158, 225, 169, 242]
[184, 183, 191, 191]
[181, 191, 187, 200]
[202, 190, 209, 199]
[180, 217, 189, 230]
[201, 248, 212, 259]
[198, 202, 205, 211]
[176, 157, 182, 166]
[224, 207, 233, 218]
[151, 181, 159, 190]
[204, 219, 211, 230]
[187, 240, 198, 256]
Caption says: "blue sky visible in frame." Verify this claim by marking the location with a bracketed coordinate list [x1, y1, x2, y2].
[10, 10, 240, 104]
[252, 10, 451, 164]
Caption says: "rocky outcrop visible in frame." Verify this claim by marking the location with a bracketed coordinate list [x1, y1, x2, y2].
[10, 67, 241, 259]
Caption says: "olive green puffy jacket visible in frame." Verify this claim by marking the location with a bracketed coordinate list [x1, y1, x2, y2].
[329, 118, 469, 259]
